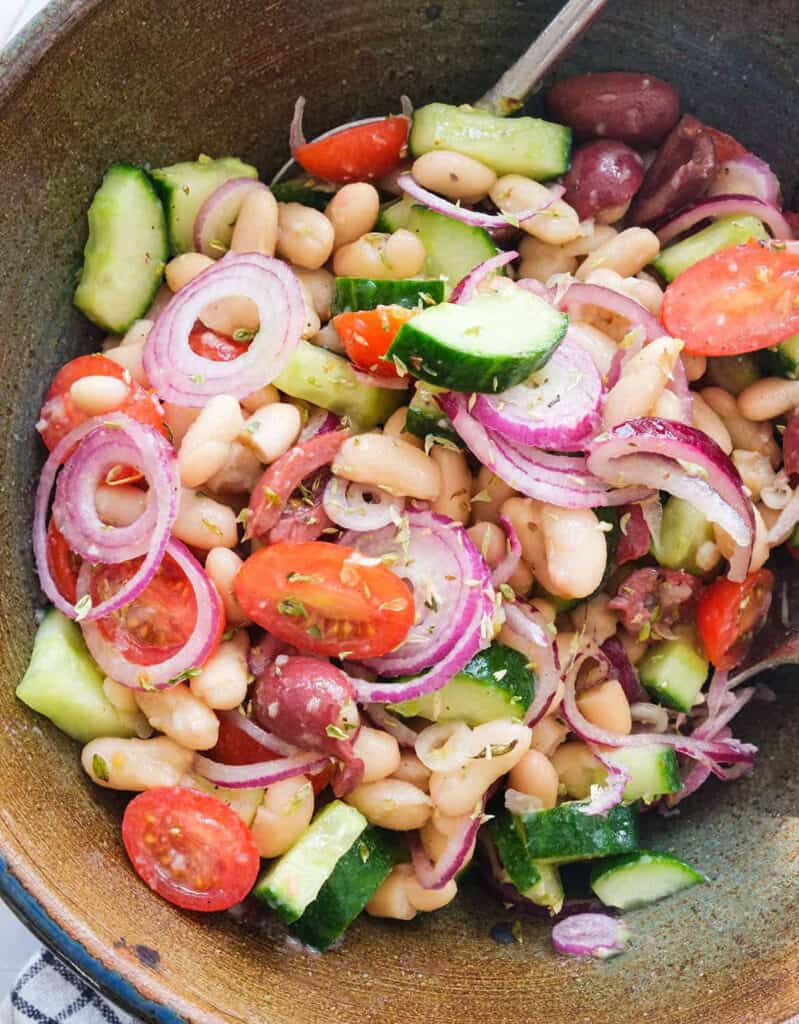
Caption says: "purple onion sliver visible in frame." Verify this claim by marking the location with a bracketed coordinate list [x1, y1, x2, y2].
[491, 515, 522, 588]
[410, 811, 482, 890]
[551, 913, 629, 959]
[708, 154, 780, 206]
[450, 251, 519, 305]
[289, 95, 307, 153]
[600, 636, 648, 703]
[194, 751, 330, 789]
[656, 193, 793, 246]
[397, 173, 564, 230]
[193, 178, 267, 257]
[365, 704, 419, 748]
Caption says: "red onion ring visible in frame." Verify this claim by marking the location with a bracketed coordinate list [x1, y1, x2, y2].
[143, 253, 305, 405]
[450, 251, 519, 305]
[396, 173, 565, 230]
[503, 603, 560, 726]
[77, 539, 223, 689]
[560, 282, 664, 341]
[289, 95, 307, 154]
[194, 750, 330, 789]
[552, 913, 628, 958]
[215, 709, 300, 758]
[517, 278, 555, 302]
[709, 155, 781, 206]
[410, 809, 482, 890]
[599, 636, 648, 703]
[193, 178, 268, 258]
[491, 515, 522, 588]
[299, 407, 340, 443]
[322, 476, 405, 531]
[580, 747, 630, 816]
[364, 703, 419, 748]
[656, 194, 793, 245]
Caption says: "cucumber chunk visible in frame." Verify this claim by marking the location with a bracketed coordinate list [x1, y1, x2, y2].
[591, 850, 706, 910]
[514, 801, 639, 864]
[490, 811, 541, 891]
[651, 496, 714, 575]
[760, 334, 799, 380]
[404, 386, 464, 449]
[638, 638, 709, 712]
[73, 162, 168, 334]
[704, 353, 762, 395]
[272, 176, 336, 211]
[602, 746, 682, 804]
[521, 861, 565, 914]
[274, 339, 405, 430]
[652, 215, 768, 283]
[150, 155, 258, 254]
[17, 609, 140, 743]
[253, 800, 367, 924]
[388, 288, 567, 393]
[376, 196, 415, 232]
[405, 205, 498, 294]
[410, 103, 571, 179]
[290, 826, 403, 950]
[390, 642, 534, 725]
[331, 277, 445, 315]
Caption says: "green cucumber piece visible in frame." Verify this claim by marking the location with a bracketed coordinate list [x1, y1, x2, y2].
[638, 638, 709, 712]
[17, 610, 140, 743]
[390, 642, 534, 725]
[272, 176, 336, 211]
[514, 801, 639, 864]
[760, 334, 799, 380]
[150, 155, 258, 254]
[405, 204, 498, 294]
[591, 850, 706, 910]
[651, 496, 715, 575]
[603, 746, 682, 804]
[290, 826, 403, 950]
[253, 800, 367, 924]
[331, 277, 445, 315]
[521, 862, 564, 914]
[704, 353, 762, 395]
[376, 196, 415, 232]
[490, 811, 541, 891]
[388, 288, 567, 393]
[404, 386, 464, 448]
[274, 339, 405, 430]
[73, 162, 168, 334]
[410, 103, 571, 179]
[652, 215, 768, 282]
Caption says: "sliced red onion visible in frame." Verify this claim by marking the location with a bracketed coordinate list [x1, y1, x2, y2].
[299, 407, 340, 443]
[552, 913, 629, 959]
[471, 333, 602, 450]
[709, 155, 780, 206]
[289, 95, 307, 154]
[349, 367, 410, 390]
[640, 495, 663, 550]
[587, 418, 755, 581]
[410, 808, 483, 890]
[396, 173, 564, 230]
[516, 278, 555, 302]
[630, 702, 670, 732]
[215, 709, 299, 758]
[450, 251, 519, 305]
[656, 194, 793, 245]
[492, 515, 521, 588]
[599, 636, 647, 703]
[560, 282, 665, 341]
[580, 747, 630, 816]
[323, 476, 405, 531]
[193, 179, 267, 258]
[364, 704, 419, 748]
[143, 253, 305, 405]
[194, 750, 329, 789]
[32, 416, 178, 622]
[766, 488, 799, 546]
[503, 603, 560, 727]
[78, 539, 223, 690]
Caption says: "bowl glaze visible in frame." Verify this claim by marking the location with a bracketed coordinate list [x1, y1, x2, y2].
[1, 2, 799, 1022]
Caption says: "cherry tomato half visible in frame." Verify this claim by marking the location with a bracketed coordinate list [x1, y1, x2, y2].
[662, 241, 799, 357]
[294, 116, 409, 183]
[696, 568, 774, 670]
[46, 519, 80, 604]
[122, 787, 260, 912]
[234, 541, 414, 659]
[333, 306, 416, 379]
[189, 323, 250, 362]
[37, 354, 166, 451]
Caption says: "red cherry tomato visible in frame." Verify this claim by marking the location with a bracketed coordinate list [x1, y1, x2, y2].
[701, 123, 748, 163]
[189, 323, 250, 362]
[46, 519, 80, 604]
[333, 306, 416, 379]
[37, 354, 166, 451]
[234, 541, 414, 659]
[696, 568, 774, 670]
[294, 116, 409, 183]
[662, 241, 799, 357]
[122, 787, 260, 912]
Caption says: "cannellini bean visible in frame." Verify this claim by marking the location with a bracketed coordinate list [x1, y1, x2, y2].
[172, 487, 238, 549]
[311, 321, 345, 354]
[382, 406, 424, 449]
[570, 593, 619, 646]
[577, 679, 632, 735]
[239, 403, 302, 463]
[540, 504, 608, 599]
[81, 736, 193, 791]
[230, 186, 278, 256]
[530, 715, 568, 757]
[134, 684, 220, 750]
[69, 375, 129, 416]
[695, 540, 722, 573]
[405, 873, 458, 913]
[104, 340, 148, 386]
[190, 632, 250, 710]
[391, 751, 431, 791]
[412, 150, 497, 203]
[250, 776, 314, 858]
[162, 402, 200, 447]
[420, 820, 450, 861]
[366, 864, 418, 920]
[603, 336, 684, 429]
[276, 202, 335, 269]
[737, 378, 799, 421]
[683, 353, 707, 382]
[471, 465, 517, 524]
[325, 183, 380, 248]
[292, 267, 335, 321]
[467, 521, 506, 568]
[576, 227, 660, 280]
[701, 387, 780, 466]
[102, 678, 151, 737]
[732, 449, 776, 501]
[692, 392, 733, 454]
[508, 750, 559, 809]
[551, 740, 602, 799]
[145, 284, 173, 320]
[332, 433, 441, 501]
[352, 726, 402, 784]
[562, 224, 618, 258]
[297, 280, 321, 339]
[179, 773, 263, 826]
[651, 388, 686, 422]
[95, 483, 147, 527]
[507, 560, 535, 597]
[179, 395, 244, 488]
[165, 252, 214, 292]
[346, 779, 433, 830]
[205, 440, 263, 494]
[518, 239, 578, 282]
[491, 175, 581, 244]
[760, 469, 793, 511]
[569, 321, 617, 378]
[430, 446, 471, 524]
[241, 383, 279, 413]
[205, 548, 249, 626]
[333, 230, 425, 280]
[200, 294, 260, 337]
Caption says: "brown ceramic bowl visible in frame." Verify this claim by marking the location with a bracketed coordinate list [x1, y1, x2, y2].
[2, 1, 799, 1022]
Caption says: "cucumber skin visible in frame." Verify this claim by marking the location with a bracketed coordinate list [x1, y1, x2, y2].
[590, 850, 706, 910]
[603, 746, 682, 803]
[651, 496, 714, 575]
[331, 277, 445, 315]
[638, 639, 709, 713]
[652, 215, 768, 282]
[376, 197, 414, 232]
[760, 335, 799, 380]
[515, 801, 639, 864]
[404, 401, 464, 449]
[272, 177, 336, 211]
[490, 812, 541, 891]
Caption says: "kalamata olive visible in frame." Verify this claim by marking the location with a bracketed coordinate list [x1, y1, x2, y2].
[628, 114, 716, 225]
[546, 71, 680, 146]
[562, 140, 644, 220]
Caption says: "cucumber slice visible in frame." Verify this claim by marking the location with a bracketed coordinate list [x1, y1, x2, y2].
[704, 353, 762, 395]
[404, 386, 464, 449]
[376, 196, 415, 232]
[290, 826, 403, 950]
[410, 103, 571, 179]
[651, 496, 715, 575]
[390, 642, 534, 725]
[652, 215, 768, 282]
[638, 638, 709, 712]
[272, 175, 336, 211]
[760, 334, 799, 380]
[406, 205, 498, 294]
[388, 288, 567, 393]
[490, 811, 541, 891]
[73, 162, 168, 334]
[331, 277, 445, 315]
[591, 850, 706, 910]
[521, 862, 564, 914]
[17, 609, 140, 743]
[602, 746, 682, 804]
[150, 155, 258, 254]
[274, 339, 405, 430]
[253, 800, 367, 924]
[514, 800, 639, 864]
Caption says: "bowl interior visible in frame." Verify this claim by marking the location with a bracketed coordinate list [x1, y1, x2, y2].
[1, 1, 799, 1022]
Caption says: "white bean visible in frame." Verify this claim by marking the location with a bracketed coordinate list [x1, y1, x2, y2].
[325, 183, 380, 248]
[95, 484, 148, 527]
[562, 224, 618, 258]
[683, 353, 707, 382]
[576, 227, 660, 280]
[276, 202, 335, 269]
[405, 873, 458, 913]
[491, 175, 581, 244]
[172, 487, 238, 549]
[701, 387, 780, 466]
[178, 395, 244, 488]
[190, 632, 250, 710]
[250, 776, 314, 858]
[518, 240, 578, 283]
[538, 504, 607, 599]
[412, 150, 497, 203]
[651, 388, 685, 422]
[333, 433, 441, 501]
[333, 230, 425, 280]
[81, 736, 193, 790]
[230, 186, 278, 256]
[311, 321, 345, 354]
[365, 864, 418, 920]
[102, 678, 151, 738]
[200, 295, 259, 337]
[471, 465, 517, 525]
[205, 440, 263, 495]
[292, 267, 335, 321]
[351, 726, 402, 783]
[179, 773, 263, 826]
[391, 751, 431, 791]
[530, 715, 568, 757]
[240, 403, 302, 463]
[570, 593, 618, 646]
[732, 449, 776, 501]
[430, 446, 471, 524]
[383, 406, 424, 450]
[569, 321, 617, 378]
[205, 548, 249, 626]
[467, 521, 506, 568]
[69, 375, 129, 416]
[165, 252, 214, 292]
[508, 749, 559, 809]
[737, 378, 799, 421]
[104, 340, 148, 386]
[692, 392, 733, 454]
[162, 402, 200, 447]
[134, 684, 220, 750]
[345, 779, 433, 830]
[603, 336, 683, 429]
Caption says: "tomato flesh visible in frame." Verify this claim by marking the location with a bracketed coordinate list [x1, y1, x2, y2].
[122, 787, 259, 912]
[662, 241, 799, 357]
[294, 117, 409, 183]
[189, 323, 250, 362]
[46, 519, 80, 604]
[696, 568, 774, 670]
[334, 306, 415, 378]
[234, 541, 414, 659]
